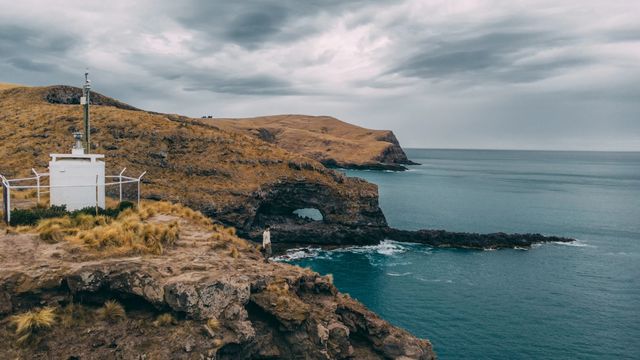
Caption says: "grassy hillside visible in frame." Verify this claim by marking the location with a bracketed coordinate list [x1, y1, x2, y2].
[211, 115, 413, 170]
[0, 85, 383, 233]
[0, 83, 25, 91]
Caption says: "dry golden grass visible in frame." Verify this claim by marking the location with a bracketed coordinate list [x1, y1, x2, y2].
[229, 245, 240, 259]
[76, 216, 180, 256]
[207, 318, 221, 332]
[13, 200, 252, 258]
[153, 313, 177, 327]
[0, 82, 25, 91]
[259, 281, 311, 324]
[11, 307, 56, 345]
[59, 303, 90, 328]
[212, 338, 224, 348]
[36, 217, 73, 243]
[0, 85, 361, 222]
[212, 115, 402, 166]
[97, 300, 126, 323]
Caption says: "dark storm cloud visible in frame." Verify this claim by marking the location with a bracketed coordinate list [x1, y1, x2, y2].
[0, 24, 76, 73]
[225, 9, 290, 46]
[7, 57, 59, 72]
[125, 52, 302, 96]
[183, 74, 298, 96]
[386, 21, 592, 85]
[168, 0, 393, 49]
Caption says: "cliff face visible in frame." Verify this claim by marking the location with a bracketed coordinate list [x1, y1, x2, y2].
[0, 86, 387, 241]
[0, 209, 435, 359]
[211, 115, 416, 171]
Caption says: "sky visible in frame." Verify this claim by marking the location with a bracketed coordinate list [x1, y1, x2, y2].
[1, 0, 639, 151]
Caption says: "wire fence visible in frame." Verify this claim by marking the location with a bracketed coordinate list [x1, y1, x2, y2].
[1, 168, 145, 224]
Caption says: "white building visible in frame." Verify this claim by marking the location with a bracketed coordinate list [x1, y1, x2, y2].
[48, 136, 105, 211]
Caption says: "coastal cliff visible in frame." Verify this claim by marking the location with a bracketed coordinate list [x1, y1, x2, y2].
[0, 203, 435, 359]
[211, 115, 417, 171]
[0, 84, 572, 250]
[0, 85, 388, 244]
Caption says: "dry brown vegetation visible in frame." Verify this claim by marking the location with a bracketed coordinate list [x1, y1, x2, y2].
[212, 114, 409, 167]
[0, 82, 24, 91]
[0, 85, 355, 216]
[153, 313, 177, 327]
[10, 307, 56, 346]
[206, 318, 221, 332]
[5, 200, 257, 260]
[97, 301, 126, 323]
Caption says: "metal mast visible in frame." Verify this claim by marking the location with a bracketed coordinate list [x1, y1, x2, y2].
[82, 72, 91, 153]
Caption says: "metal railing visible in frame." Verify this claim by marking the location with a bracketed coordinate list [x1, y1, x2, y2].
[1, 168, 146, 224]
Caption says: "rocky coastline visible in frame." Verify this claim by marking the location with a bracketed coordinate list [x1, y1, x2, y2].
[244, 223, 574, 250]
[0, 207, 435, 359]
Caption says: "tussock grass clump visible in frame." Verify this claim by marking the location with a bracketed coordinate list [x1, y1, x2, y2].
[153, 313, 177, 327]
[11, 307, 56, 345]
[229, 245, 240, 259]
[76, 219, 180, 255]
[59, 303, 90, 328]
[23, 200, 254, 257]
[97, 300, 126, 323]
[207, 318, 221, 332]
[138, 202, 212, 227]
[38, 224, 65, 243]
[212, 338, 224, 348]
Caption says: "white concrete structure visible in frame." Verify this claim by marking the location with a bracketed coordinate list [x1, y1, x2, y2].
[49, 153, 105, 211]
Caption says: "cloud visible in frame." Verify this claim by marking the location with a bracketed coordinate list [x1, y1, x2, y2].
[183, 74, 299, 96]
[0, 0, 638, 150]
[6, 58, 59, 72]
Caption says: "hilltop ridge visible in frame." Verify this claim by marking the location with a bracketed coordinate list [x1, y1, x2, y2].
[211, 115, 416, 171]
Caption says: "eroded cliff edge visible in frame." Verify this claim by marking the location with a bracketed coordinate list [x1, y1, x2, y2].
[0, 207, 435, 359]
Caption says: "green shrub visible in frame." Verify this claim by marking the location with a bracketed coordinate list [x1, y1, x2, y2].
[9, 205, 68, 226]
[9, 201, 136, 226]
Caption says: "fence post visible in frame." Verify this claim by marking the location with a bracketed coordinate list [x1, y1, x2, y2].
[137, 171, 147, 207]
[119, 168, 126, 202]
[95, 174, 99, 216]
[1, 176, 9, 224]
[32, 168, 40, 204]
[6, 184, 10, 225]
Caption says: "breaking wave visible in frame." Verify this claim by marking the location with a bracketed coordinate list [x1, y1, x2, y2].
[274, 240, 413, 262]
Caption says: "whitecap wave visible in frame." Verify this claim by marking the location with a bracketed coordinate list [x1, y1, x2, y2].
[275, 240, 413, 262]
[552, 240, 596, 248]
[416, 276, 453, 283]
[335, 240, 409, 256]
[273, 247, 322, 261]
[386, 272, 412, 277]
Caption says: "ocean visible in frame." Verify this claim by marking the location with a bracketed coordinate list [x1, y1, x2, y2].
[281, 149, 640, 359]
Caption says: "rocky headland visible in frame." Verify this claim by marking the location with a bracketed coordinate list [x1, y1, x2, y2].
[0, 203, 435, 359]
[210, 115, 417, 171]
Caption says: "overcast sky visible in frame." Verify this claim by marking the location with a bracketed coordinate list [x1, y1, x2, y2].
[1, 0, 639, 150]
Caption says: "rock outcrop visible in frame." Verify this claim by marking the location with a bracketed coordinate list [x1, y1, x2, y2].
[210, 115, 417, 171]
[385, 228, 573, 249]
[0, 214, 435, 359]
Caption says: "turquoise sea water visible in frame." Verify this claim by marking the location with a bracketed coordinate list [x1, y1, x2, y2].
[283, 149, 640, 359]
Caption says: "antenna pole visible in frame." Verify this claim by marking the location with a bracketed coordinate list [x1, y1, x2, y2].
[83, 72, 91, 154]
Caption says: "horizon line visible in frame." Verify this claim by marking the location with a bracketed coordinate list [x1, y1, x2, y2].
[404, 147, 640, 153]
